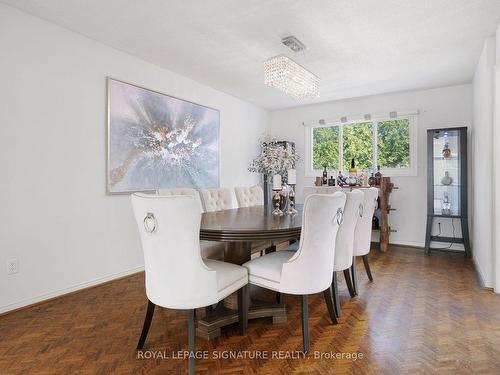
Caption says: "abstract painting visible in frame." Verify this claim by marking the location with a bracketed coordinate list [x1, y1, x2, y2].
[107, 78, 219, 193]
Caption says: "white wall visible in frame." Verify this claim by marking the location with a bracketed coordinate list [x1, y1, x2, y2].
[0, 4, 269, 313]
[270, 85, 473, 248]
[472, 37, 496, 288]
[494, 25, 500, 293]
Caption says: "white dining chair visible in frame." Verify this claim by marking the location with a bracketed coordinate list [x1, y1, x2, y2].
[351, 187, 379, 294]
[243, 192, 346, 352]
[303, 186, 341, 201]
[131, 193, 248, 375]
[331, 190, 364, 317]
[234, 185, 264, 207]
[199, 188, 233, 212]
[285, 185, 341, 252]
[157, 188, 225, 261]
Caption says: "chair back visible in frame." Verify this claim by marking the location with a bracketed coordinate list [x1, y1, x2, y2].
[333, 190, 364, 271]
[280, 192, 346, 294]
[235, 185, 264, 207]
[353, 188, 379, 256]
[157, 188, 204, 213]
[199, 188, 232, 212]
[131, 193, 218, 309]
[303, 186, 341, 201]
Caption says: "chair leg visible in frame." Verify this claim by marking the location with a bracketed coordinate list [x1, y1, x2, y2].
[301, 295, 310, 353]
[237, 285, 249, 335]
[322, 287, 338, 325]
[332, 271, 341, 317]
[265, 245, 276, 254]
[343, 269, 356, 298]
[351, 256, 358, 296]
[137, 300, 155, 350]
[188, 309, 195, 375]
[362, 255, 374, 282]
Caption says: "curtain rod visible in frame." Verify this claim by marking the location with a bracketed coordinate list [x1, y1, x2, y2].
[301, 109, 419, 127]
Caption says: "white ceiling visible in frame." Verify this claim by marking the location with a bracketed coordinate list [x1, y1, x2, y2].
[3, 0, 500, 110]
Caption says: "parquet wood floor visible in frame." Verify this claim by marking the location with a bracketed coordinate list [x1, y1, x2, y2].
[1, 247, 499, 374]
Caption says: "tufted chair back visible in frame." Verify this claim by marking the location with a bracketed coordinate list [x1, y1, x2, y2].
[199, 188, 233, 212]
[157, 188, 204, 213]
[303, 186, 341, 201]
[235, 185, 264, 208]
[333, 190, 364, 272]
[131, 193, 219, 309]
[279, 192, 346, 294]
[353, 187, 379, 256]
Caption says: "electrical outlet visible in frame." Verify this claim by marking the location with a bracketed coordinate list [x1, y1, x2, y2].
[7, 259, 19, 275]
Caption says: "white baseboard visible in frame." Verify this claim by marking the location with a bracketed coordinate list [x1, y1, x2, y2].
[472, 256, 493, 289]
[0, 265, 145, 315]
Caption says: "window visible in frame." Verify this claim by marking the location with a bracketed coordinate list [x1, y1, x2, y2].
[306, 115, 417, 176]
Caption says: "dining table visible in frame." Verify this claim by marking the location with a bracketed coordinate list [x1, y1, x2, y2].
[196, 204, 303, 340]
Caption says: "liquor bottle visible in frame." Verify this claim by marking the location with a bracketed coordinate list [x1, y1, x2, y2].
[375, 165, 382, 186]
[328, 175, 336, 186]
[348, 158, 357, 186]
[322, 166, 328, 185]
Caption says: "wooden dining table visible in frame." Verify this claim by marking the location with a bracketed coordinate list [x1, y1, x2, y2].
[196, 204, 303, 340]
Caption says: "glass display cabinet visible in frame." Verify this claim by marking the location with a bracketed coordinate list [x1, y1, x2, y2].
[425, 127, 471, 257]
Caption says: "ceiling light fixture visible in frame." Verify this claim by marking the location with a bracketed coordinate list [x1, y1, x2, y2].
[264, 36, 319, 99]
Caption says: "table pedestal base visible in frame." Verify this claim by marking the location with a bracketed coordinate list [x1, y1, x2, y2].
[196, 299, 286, 340]
[196, 241, 287, 340]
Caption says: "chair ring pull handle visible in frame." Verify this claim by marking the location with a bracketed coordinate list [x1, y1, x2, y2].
[359, 203, 364, 218]
[335, 208, 344, 226]
[143, 212, 157, 233]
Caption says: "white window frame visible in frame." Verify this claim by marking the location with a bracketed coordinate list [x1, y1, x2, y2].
[304, 114, 418, 177]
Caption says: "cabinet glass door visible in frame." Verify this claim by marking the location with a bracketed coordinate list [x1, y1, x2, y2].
[432, 129, 461, 216]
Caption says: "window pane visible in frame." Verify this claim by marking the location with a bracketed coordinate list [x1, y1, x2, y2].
[377, 119, 410, 168]
[342, 122, 373, 170]
[312, 126, 339, 170]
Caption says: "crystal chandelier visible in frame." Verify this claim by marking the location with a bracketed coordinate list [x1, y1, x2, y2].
[264, 54, 320, 99]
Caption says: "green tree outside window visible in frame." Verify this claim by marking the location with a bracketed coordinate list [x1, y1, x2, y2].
[313, 126, 339, 169]
[377, 119, 410, 168]
[311, 118, 411, 172]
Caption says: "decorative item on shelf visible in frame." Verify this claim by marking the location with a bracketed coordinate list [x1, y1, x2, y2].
[442, 132, 452, 158]
[442, 192, 451, 215]
[441, 171, 453, 186]
[248, 137, 299, 209]
[315, 176, 322, 186]
[337, 170, 347, 186]
[328, 175, 336, 186]
[375, 165, 382, 186]
[348, 158, 357, 186]
[360, 170, 369, 187]
[322, 165, 328, 185]
[368, 172, 376, 187]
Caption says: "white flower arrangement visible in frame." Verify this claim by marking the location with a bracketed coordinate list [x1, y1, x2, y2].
[248, 137, 299, 180]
